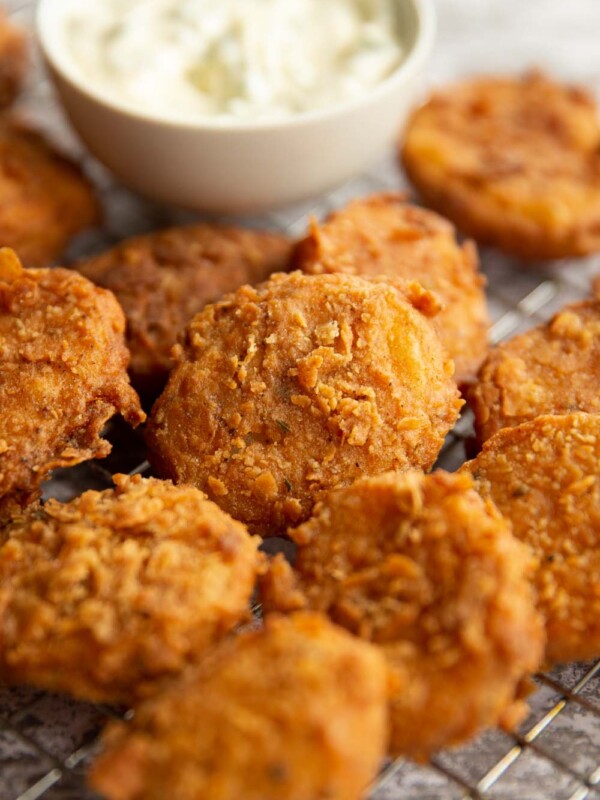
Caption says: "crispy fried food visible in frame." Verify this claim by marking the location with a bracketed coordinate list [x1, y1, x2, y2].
[0, 473, 263, 704]
[461, 413, 600, 664]
[401, 71, 600, 260]
[262, 471, 544, 760]
[0, 118, 100, 266]
[294, 194, 490, 385]
[147, 271, 463, 537]
[89, 613, 389, 800]
[593, 274, 600, 298]
[468, 299, 600, 444]
[0, 250, 144, 523]
[77, 224, 293, 398]
[0, 9, 27, 108]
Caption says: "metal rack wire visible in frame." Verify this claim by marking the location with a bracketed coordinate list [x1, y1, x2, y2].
[2, 1, 600, 798]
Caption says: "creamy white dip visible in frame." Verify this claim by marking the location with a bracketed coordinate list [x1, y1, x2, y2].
[67, 0, 404, 123]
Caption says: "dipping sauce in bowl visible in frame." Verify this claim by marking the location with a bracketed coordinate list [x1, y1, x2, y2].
[38, 0, 434, 212]
[67, 0, 406, 124]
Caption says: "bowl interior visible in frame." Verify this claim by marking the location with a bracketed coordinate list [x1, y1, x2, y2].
[37, 0, 434, 132]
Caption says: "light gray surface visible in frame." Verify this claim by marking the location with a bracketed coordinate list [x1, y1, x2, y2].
[1, 1, 600, 799]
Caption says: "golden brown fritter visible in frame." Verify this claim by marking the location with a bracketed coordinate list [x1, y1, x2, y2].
[468, 299, 600, 445]
[147, 271, 463, 537]
[0, 118, 100, 266]
[89, 613, 389, 800]
[0, 9, 27, 109]
[0, 250, 144, 523]
[262, 471, 544, 760]
[77, 224, 293, 398]
[0, 473, 263, 704]
[401, 71, 600, 260]
[294, 194, 490, 385]
[461, 413, 600, 664]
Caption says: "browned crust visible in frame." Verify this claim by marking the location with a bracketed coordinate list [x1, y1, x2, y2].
[461, 413, 600, 664]
[401, 71, 600, 260]
[0, 250, 144, 522]
[0, 118, 100, 266]
[0, 473, 263, 704]
[77, 224, 293, 399]
[293, 193, 489, 385]
[261, 471, 544, 760]
[0, 9, 27, 109]
[89, 613, 390, 800]
[468, 299, 600, 444]
[146, 271, 463, 537]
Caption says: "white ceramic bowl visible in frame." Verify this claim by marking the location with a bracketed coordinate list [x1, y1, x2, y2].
[37, 0, 435, 214]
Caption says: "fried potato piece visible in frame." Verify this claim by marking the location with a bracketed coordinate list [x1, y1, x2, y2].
[0, 9, 27, 109]
[77, 224, 293, 398]
[262, 471, 544, 760]
[401, 71, 600, 260]
[0, 473, 263, 704]
[469, 299, 600, 444]
[294, 194, 490, 385]
[0, 119, 100, 266]
[147, 271, 463, 537]
[0, 250, 144, 523]
[89, 613, 389, 800]
[461, 413, 600, 664]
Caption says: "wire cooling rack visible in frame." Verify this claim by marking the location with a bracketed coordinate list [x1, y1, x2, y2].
[2, 1, 600, 799]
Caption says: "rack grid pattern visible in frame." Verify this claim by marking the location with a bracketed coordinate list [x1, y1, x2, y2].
[2, 1, 600, 798]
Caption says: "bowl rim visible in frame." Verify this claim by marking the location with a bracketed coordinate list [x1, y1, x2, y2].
[37, 0, 436, 134]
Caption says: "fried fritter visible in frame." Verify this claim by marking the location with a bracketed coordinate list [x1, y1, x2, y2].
[402, 71, 600, 260]
[262, 471, 544, 760]
[469, 299, 600, 444]
[294, 194, 489, 385]
[0, 250, 144, 523]
[147, 271, 463, 537]
[0, 118, 100, 266]
[461, 413, 600, 664]
[0, 9, 27, 109]
[77, 224, 293, 398]
[89, 613, 389, 800]
[0, 473, 263, 704]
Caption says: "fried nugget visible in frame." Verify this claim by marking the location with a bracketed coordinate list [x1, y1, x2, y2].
[469, 299, 600, 444]
[147, 271, 463, 537]
[77, 224, 293, 398]
[0, 9, 27, 108]
[0, 250, 144, 522]
[294, 194, 489, 385]
[402, 71, 600, 260]
[262, 471, 544, 760]
[0, 473, 263, 704]
[461, 413, 600, 664]
[0, 118, 100, 266]
[89, 613, 389, 800]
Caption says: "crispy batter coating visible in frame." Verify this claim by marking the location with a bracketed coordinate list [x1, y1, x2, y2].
[469, 299, 600, 444]
[461, 413, 600, 664]
[0, 118, 100, 266]
[0, 250, 144, 523]
[294, 194, 490, 385]
[262, 471, 544, 760]
[401, 71, 600, 260]
[147, 271, 463, 537]
[89, 613, 389, 800]
[77, 224, 293, 398]
[0, 9, 27, 109]
[0, 473, 263, 704]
